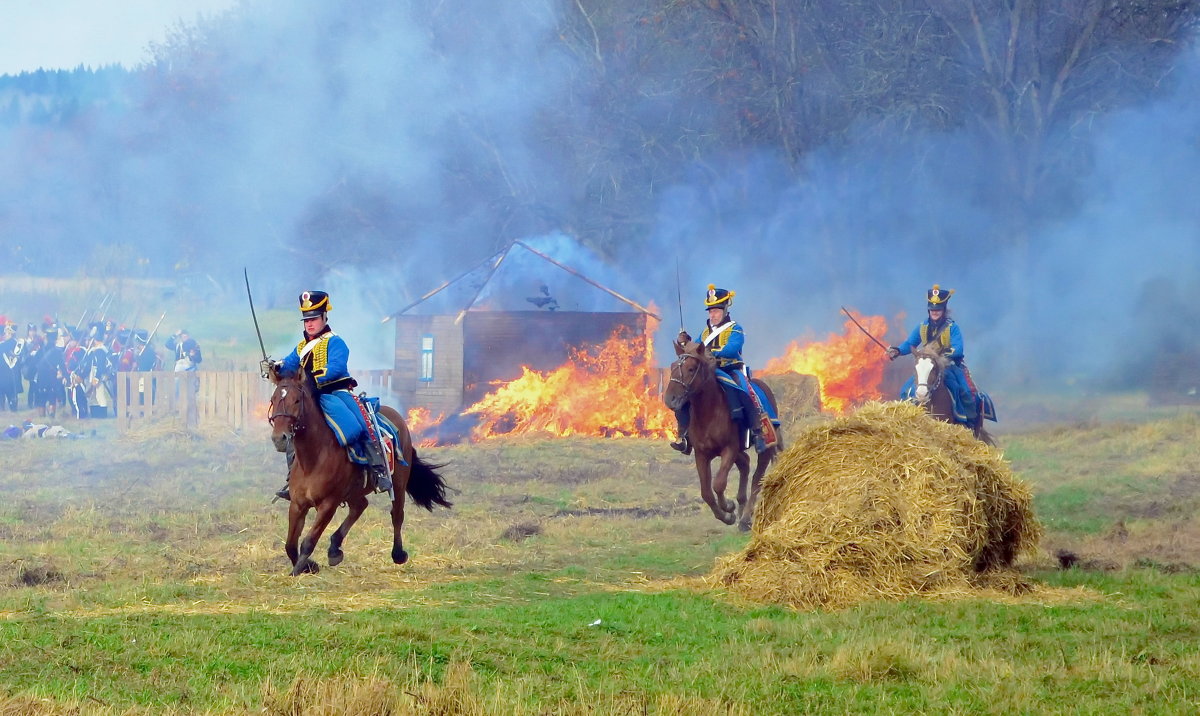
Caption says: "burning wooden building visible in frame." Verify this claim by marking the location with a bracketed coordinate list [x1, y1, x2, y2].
[384, 239, 660, 418]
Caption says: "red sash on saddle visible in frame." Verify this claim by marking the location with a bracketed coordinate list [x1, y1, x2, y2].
[744, 378, 778, 449]
[351, 393, 395, 475]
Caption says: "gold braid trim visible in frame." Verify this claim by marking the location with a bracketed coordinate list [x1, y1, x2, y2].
[297, 335, 331, 379]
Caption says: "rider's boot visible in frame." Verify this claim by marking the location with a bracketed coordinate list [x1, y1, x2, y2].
[273, 444, 296, 502]
[670, 432, 692, 455]
[363, 438, 393, 495]
[750, 423, 768, 454]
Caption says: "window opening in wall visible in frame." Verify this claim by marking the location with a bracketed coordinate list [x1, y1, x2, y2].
[419, 335, 434, 382]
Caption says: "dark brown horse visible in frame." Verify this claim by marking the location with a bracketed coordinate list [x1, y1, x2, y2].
[267, 366, 452, 575]
[909, 341, 994, 445]
[663, 340, 782, 531]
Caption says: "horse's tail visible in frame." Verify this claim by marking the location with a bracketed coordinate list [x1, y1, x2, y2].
[407, 448, 453, 511]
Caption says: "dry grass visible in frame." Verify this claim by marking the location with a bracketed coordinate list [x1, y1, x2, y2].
[710, 401, 1046, 609]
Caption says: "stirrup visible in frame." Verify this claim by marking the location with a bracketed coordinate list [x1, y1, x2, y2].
[669, 436, 692, 455]
[752, 432, 768, 454]
[272, 485, 291, 503]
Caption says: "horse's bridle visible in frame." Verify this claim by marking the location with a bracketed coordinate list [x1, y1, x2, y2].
[913, 355, 944, 405]
[268, 384, 306, 437]
[667, 352, 700, 398]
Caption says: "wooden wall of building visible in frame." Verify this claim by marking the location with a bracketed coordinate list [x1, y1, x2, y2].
[392, 315, 465, 415]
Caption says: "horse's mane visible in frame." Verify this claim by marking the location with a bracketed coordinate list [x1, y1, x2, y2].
[914, 340, 951, 366]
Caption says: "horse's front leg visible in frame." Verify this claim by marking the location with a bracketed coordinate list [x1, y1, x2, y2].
[698, 452, 736, 526]
[328, 493, 368, 567]
[285, 501, 307, 569]
[709, 448, 739, 525]
[293, 498, 340, 576]
[693, 453, 730, 524]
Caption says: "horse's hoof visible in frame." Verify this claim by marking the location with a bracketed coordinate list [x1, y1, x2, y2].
[328, 550, 344, 567]
[291, 559, 319, 576]
[720, 512, 737, 526]
[392, 547, 409, 565]
[737, 520, 752, 533]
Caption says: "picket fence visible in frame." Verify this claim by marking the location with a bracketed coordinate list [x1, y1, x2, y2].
[114, 369, 399, 433]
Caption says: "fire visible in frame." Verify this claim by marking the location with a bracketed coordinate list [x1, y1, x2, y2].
[462, 326, 673, 440]
[404, 406, 445, 447]
[761, 311, 888, 414]
[405, 406, 444, 434]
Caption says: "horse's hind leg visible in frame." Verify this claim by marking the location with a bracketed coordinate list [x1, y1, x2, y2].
[739, 449, 773, 532]
[293, 498, 340, 576]
[732, 452, 751, 527]
[390, 490, 409, 565]
[328, 494, 368, 567]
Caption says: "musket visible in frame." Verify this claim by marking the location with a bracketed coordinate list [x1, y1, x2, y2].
[75, 292, 111, 336]
[244, 268, 269, 370]
[137, 311, 167, 358]
[840, 306, 891, 353]
[94, 293, 115, 325]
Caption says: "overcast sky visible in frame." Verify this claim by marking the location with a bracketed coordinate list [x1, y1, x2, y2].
[0, 0, 239, 74]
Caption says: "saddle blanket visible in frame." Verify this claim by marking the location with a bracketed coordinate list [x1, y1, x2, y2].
[320, 392, 407, 468]
[714, 371, 781, 425]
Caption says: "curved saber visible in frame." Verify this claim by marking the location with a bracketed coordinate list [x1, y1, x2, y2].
[840, 306, 890, 353]
[244, 268, 269, 364]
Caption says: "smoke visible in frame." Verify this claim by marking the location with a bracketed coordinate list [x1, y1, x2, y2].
[2, 1, 1197, 398]
[637, 45, 1200, 393]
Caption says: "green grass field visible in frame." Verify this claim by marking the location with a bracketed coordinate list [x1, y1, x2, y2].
[2, 404, 1199, 714]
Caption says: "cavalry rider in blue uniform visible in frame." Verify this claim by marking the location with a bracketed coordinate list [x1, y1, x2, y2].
[270, 290, 392, 501]
[671, 285, 768, 455]
[886, 284, 978, 424]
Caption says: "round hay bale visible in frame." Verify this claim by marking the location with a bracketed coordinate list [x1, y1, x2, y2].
[760, 372, 822, 434]
[710, 401, 1041, 610]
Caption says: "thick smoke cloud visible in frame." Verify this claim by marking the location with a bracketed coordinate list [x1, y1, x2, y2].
[638, 47, 1200, 391]
[2, 1, 1197, 395]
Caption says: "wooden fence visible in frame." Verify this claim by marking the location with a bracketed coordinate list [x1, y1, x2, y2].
[114, 369, 401, 433]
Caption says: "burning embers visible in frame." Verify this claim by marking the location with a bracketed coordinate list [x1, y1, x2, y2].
[761, 311, 889, 414]
[410, 327, 673, 445]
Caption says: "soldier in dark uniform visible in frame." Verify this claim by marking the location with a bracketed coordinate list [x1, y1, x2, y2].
[32, 323, 67, 418]
[672, 286, 768, 455]
[165, 329, 203, 371]
[0, 318, 22, 412]
[75, 322, 115, 418]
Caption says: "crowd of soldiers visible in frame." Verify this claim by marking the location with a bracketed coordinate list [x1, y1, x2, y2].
[0, 315, 202, 420]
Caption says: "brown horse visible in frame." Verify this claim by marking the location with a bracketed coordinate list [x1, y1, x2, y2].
[663, 340, 781, 531]
[267, 366, 452, 575]
[909, 341, 994, 445]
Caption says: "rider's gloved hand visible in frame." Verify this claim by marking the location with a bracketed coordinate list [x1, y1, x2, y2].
[677, 330, 692, 344]
[259, 358, 277, 378]
[886, 346, 901, 361]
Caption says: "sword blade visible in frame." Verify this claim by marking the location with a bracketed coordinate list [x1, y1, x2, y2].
[244, 268, 269, 362]
[840, 306, 890, 353]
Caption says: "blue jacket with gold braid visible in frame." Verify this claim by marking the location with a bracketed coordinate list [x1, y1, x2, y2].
[280, 326, 355, 394]
[701, 318, 746, 372]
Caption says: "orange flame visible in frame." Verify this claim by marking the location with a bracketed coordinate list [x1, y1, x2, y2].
[405, 406, 445, 447]
[462, 325, 673, 441]
[761, 311, 889, 414]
